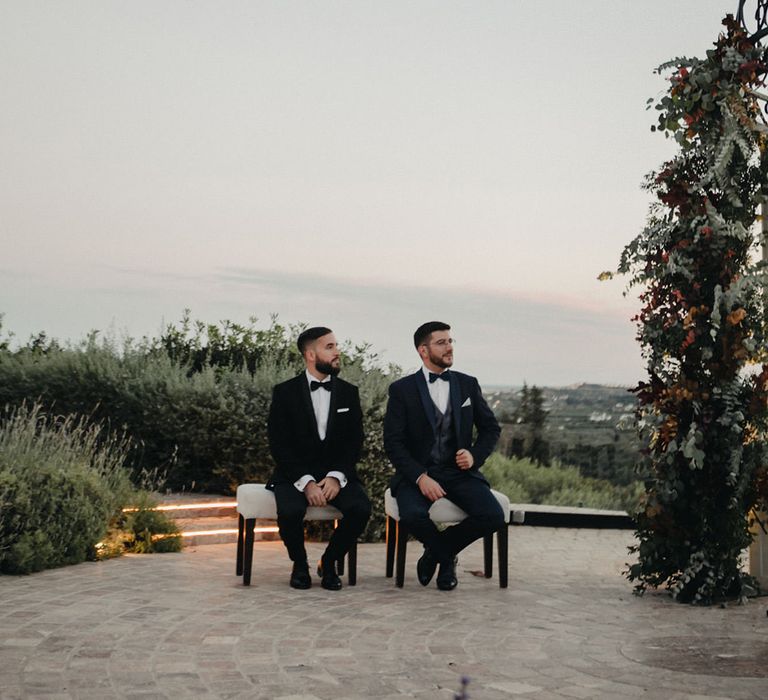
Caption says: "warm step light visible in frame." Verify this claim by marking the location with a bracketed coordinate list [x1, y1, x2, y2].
[122, 500, 238, 513]
[180, 526, 279, 537]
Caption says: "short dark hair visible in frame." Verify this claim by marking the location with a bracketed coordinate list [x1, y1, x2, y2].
[413, 321, 451, 348]
[297, 326, 333, 355]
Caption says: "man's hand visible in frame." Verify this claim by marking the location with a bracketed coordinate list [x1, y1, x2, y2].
[304, 480, 327, 506]
[456, 449, 474, 470]
[317, 476, 340, 502]
[417, 474, 446, 502]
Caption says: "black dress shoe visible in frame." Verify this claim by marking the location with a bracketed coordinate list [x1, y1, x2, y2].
[317, 558, 342, 591]
[416, 549, 438, 586]
[436, 558, 458, 591]
[290, 561, 312, 589]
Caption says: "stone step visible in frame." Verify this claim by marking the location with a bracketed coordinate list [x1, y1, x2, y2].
[177, 515, 280, 547]
[173, 514, 237, 531]
[152, 495, 238, 519]
[145, 495, 281, 548]
[181, 529, 239, 547]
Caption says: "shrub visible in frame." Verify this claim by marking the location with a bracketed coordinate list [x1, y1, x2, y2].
[122, 492, 182, 554]
[0, 404, 134, 574]
[483, 453, 643, 512]
[0, 315, 401, 541]
[611, 17, 768, 602]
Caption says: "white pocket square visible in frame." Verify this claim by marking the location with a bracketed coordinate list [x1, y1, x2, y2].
[461, 398, 471, 408]
[337, 407, 350, 413]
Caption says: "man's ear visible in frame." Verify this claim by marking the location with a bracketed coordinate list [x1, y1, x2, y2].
[417, 345, 427, 362]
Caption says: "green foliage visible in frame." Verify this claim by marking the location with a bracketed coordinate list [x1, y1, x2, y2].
[122, 493, 182, 554]
[497, 384, 642, 487]
[483, 453, 643, 512]
[507, 383, 550, 465]
[614, 16, 768, 603]
[156, 309, 302, 375]
[0, 404, 134, 574]
[0, 314, 400, 541]
[0, 317, 298, 492]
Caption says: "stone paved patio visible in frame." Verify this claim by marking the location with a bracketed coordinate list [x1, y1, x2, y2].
[1, 528, 766, 699]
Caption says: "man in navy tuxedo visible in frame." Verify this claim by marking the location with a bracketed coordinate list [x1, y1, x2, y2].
[383, 321, 504, 590]
[268, 327, 371, 590]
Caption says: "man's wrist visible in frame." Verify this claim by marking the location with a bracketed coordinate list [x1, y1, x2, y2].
[294, 475, 316, 492]
[326, 470, 347, 488]
[415, 472, 427, 484]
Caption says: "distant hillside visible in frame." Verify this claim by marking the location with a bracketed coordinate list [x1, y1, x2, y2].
[485, 383, 640, 486]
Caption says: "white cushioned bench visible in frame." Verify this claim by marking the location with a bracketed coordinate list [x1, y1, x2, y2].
[384, 487, 511, 588]
[236, 483, 357, 586]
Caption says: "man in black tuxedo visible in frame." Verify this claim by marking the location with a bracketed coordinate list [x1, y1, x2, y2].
[383, 321, 504, 591]
[267, 326, 371, 590]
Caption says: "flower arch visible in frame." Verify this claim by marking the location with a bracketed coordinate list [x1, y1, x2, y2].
[616, 9, 768, 603]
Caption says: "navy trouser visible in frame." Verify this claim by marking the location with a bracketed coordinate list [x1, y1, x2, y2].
[273, 480, 371, 563]
[395, 470, 505, 565]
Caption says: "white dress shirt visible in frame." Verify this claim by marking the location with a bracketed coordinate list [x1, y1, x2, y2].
[422, 365, 450, 414]
[294, 370, 347, 492]
[308, 370, 332, 440]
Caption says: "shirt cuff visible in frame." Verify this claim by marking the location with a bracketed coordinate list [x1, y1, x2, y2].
[326, 471, 347, 488]
[294, 475, 315, 492]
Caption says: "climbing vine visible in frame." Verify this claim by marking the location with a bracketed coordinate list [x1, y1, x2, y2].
[614, 15, 768, 603]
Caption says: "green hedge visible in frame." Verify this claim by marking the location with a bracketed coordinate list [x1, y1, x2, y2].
[0, 317, 399, 541]
[0, 314, 649, 545]
[483, 453, 643, 512]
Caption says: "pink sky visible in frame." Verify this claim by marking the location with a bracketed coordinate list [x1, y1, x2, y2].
[0, 1, 737, 384]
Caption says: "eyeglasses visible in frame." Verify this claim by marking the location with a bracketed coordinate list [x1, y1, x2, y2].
[425, 338, 455, 347]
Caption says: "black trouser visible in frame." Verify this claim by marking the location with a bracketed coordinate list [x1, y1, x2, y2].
[273, 480, 371, 564]
[395, 470, 505, 565]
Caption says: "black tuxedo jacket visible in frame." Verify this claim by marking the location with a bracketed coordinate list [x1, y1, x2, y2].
[383, 369, 500, 494]
[267, 373, 364, 486]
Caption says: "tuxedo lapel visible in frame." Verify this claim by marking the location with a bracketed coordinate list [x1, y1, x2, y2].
[325, 375, 339, 438]
[297, 375, 318, 434]
[414, 371, 437, 434]
[449, 371, 462, 440]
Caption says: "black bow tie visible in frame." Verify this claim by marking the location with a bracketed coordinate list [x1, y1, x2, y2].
[310, 380, 332, 392]
[428, 371, 450, 384]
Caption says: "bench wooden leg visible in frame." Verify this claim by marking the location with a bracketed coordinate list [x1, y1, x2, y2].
[395, 521, 408, 588]
[243, 518, 256, 586]
[236, 513, 245, 576]
[483, 532, 493, 578]
[347, 541, 357, 586]
[498, 524, 509, 589]
[333, 519, 345, 576]
[385, 516, 396, 578]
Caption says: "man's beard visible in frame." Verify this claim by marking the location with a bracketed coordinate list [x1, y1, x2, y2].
[428, 349, 453, 369]
[316, 360, 340, 376]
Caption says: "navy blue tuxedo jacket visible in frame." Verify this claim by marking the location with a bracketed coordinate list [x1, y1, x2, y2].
[267, 374, 364, 487]
[383, 369, 500, 494]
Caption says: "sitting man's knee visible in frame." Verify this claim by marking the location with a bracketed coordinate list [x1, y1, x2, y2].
[477, 508, 506, 533]
[399, 510, 431, 530]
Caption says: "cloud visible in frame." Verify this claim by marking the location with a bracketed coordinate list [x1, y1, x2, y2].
[0, 263, 642, 386]
[208, 266, 641, 385]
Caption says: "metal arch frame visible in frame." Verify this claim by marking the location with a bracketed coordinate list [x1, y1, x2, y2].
[737, 0, 768, 42]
